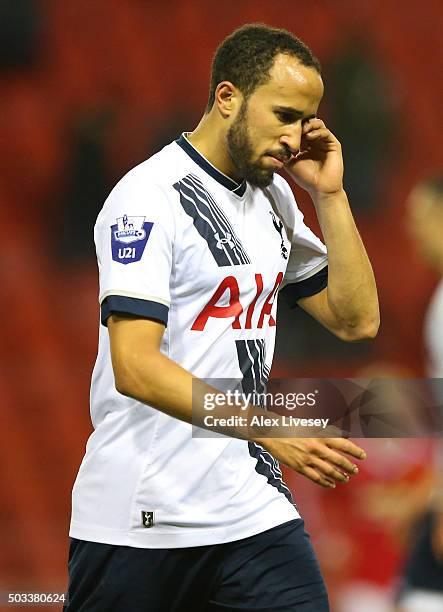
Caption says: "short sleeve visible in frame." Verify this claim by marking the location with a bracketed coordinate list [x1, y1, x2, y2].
[280, 265, 328, 308]
[281, 204, 328, 286]
[94, 169, 175, 326]
[267, 177, 328, 308]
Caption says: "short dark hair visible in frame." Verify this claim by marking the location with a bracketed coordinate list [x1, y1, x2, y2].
[206, 23, 321, 113]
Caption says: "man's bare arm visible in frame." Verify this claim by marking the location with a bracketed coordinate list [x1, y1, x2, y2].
[108, 313, 366, 488]
[303, 190, 379, 341]
[285, 119, 380, 341]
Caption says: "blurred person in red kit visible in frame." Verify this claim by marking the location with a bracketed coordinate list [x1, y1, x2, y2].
[393, 175, 443, 612]
[324, 176, 443, 612]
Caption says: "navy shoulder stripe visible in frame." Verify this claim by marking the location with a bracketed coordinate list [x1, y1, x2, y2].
[173, 173, 250, 267]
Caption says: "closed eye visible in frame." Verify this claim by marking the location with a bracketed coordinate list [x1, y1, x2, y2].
[275, 111, 299, 124]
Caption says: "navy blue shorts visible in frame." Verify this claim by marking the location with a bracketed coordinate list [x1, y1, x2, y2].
[397, 511, 443, 598]
[64, 519, 329, 611]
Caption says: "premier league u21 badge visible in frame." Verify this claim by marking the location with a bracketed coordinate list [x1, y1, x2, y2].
[111, 214, 154, 264]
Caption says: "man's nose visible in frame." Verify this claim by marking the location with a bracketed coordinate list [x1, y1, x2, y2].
[279, 123, 302, 154]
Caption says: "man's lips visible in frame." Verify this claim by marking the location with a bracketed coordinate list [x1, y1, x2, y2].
[266, 154, 291, 168]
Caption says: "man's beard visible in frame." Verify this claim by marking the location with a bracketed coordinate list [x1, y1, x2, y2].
[226, 103, 275, 188]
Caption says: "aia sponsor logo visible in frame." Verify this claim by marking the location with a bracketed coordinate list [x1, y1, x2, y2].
[192, 272, 283, 331]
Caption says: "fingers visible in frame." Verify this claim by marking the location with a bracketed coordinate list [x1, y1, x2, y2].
[305, 441, 359, 480]
[302, 118, 339, 147]
[302, 466, 336, 488]
[294, 439, 365, 488]
[316, 447, 359, 476]
[305, 128, 331, 141]
[265, 436, 366, 490]
[325, 437, 367, 461]
[303, 118, 325, 132]
[311, 457, 351, 483]
[297, 438, 366, 489]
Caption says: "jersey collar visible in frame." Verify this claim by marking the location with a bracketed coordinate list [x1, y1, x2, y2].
[176, 133, 247, 197]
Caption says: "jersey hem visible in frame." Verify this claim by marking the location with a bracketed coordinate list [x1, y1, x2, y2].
[100, 295, 169, 326]
[281, 258, 328, 288]
[69, 506, 300, 549]
[280, 264, 328, 307]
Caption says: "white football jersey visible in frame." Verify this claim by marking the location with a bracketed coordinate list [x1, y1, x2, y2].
[69, 133, 328, 548]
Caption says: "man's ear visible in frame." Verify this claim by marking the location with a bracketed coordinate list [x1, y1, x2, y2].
[215, 81, 242, 118]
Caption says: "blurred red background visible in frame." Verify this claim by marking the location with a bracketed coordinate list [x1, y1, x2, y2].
[0, 1, 442, 610]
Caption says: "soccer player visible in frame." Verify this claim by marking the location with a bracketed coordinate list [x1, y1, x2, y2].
[64, 24, 379, 611]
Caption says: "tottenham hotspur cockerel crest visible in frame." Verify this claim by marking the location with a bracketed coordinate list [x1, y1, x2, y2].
[270, 212, 288, 260]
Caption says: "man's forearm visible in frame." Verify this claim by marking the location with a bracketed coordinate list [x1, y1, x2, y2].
[108, 315, 366, 488]
[312, 188, 379, 335]
[112, 345, 276, 440]
[112, 346, 341, 442]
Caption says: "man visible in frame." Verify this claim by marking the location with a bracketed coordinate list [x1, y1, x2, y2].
[65, 24, 379, 611]
[407, 176, 443, 380]
[395, 175, 443, 612]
